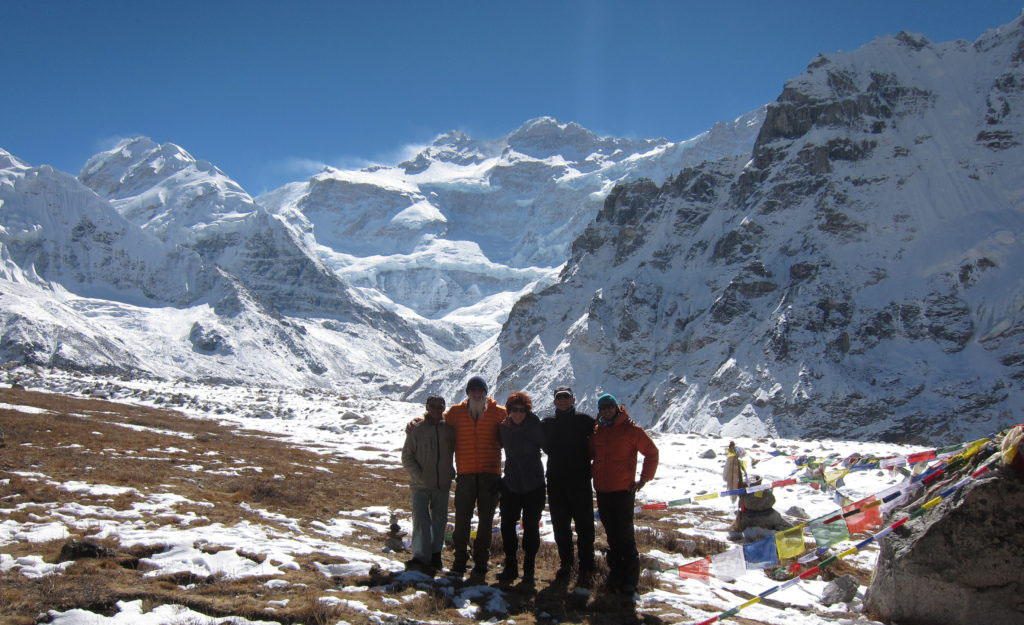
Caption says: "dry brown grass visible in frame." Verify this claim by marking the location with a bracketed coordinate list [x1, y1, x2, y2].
[0, 385, 858, 625]
[0, 386, 415, 625]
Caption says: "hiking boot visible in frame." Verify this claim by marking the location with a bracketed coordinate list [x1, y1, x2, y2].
[554, 565, 572, 582]
[468, 564, 488, 583]
[576, 567, 594, 588]
[497, 567, 517, 584]
[448, 561, 467, 578]
[404, 556, 433, 574]
[496, 557, 518, 584]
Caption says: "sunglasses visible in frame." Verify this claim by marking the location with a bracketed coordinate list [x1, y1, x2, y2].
[508, 406, 528, 413]
[427, 403, 445, 409]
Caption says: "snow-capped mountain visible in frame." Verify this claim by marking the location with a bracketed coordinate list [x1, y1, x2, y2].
[418, 16, 1024, 444]
[0, 110, 758, 393]
[258, 113, 764, 321]
[5, 16, 1023, 443]
[0, 143, 471, 389]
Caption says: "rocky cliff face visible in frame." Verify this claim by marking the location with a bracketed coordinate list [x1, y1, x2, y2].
[455, 17, 1024, 444]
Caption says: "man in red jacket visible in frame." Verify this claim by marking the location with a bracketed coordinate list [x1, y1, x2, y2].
[444, 375, 506, 580]
[590, 393, 658, 595]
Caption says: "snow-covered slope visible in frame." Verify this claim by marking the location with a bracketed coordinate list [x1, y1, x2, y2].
[259, 113, 765, 320]
[0, 148, 210, 305]
[0, 145, 470, 389]
[428, 17, 1024, 444]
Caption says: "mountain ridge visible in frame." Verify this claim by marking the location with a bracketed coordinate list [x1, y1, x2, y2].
[3, 17, 1023, 443]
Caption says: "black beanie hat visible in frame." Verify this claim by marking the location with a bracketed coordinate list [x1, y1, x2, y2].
[466, 376, 488, 394]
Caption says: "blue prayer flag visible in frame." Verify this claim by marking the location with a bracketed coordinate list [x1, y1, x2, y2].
[743, 536, 779, 569]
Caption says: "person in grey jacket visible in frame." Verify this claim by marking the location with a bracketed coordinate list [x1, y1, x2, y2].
[497, 391, 546, 585]
[401, 396, 456, 574]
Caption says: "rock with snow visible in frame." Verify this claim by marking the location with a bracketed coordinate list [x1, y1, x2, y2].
[340, 411, 372, 425]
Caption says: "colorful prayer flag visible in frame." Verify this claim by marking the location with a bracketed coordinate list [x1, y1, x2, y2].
[844, 496, 883, 534]
[809, 514, 849, 547]
[775, 525, 807, 560]
[907, 450, 937, 464]
[880, 456, 905, 469]
[678, 557, 711, 583]
[743, 536, 779, 569]
[824, 468, 850, 486]
[710, 547, 745, 582]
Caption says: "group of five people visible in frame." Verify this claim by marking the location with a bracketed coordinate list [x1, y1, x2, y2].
[401, 376, 658, 593]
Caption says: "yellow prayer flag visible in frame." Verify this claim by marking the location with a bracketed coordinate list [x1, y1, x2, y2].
[694, 493, 719, 501]
[775, 525, 806, 560]
[824, 469, 850, 485]
[740, 597, 762, 609]
[922, 496, 942, 509]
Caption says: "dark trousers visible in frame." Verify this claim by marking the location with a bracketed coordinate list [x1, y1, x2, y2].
[499, 484, 545, 566]
[452, 473, 500, 569]
[547, 479, 595, 571]
[596, 490, 639, 587]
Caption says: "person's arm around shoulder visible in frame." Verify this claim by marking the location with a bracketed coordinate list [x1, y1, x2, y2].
[540, 416, 553, 455]
[527, 414, 545, 450]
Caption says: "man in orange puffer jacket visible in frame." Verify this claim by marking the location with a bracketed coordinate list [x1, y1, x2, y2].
[444, 376, 506, 579]
[590, 393, 658, 595]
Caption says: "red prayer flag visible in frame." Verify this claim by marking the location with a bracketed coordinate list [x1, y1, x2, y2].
[643, 501, 669, 510]
[907, 450, 937, 464]
[678, 557, 711, 583]
[844, 496, 883, 534]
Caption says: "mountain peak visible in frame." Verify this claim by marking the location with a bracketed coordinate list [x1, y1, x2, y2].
[0, 148, 30, 171]
[505, 116, 667, 162]
[399, 130, 492, 174]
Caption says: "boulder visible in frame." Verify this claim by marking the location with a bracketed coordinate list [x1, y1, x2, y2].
[341, 411, 372, 425]
[785, 505, 810, 519]
[700, 449, 717, 459]
[57, 539, 115, 562]
[865, 467, 1024, 625]
[821, 574, 859, 606]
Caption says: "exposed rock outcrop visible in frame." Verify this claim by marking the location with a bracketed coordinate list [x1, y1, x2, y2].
[865, 468, 1024, 625]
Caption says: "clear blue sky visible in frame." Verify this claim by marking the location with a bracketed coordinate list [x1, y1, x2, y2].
[4, 1, 1022, 194]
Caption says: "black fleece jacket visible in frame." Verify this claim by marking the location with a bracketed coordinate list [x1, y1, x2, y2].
[542, 408, 595, 485]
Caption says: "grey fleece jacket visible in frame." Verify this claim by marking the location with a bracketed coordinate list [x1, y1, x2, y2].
[402, 417, 456, 490]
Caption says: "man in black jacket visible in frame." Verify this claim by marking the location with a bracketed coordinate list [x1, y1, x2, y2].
[541, 386, 596, 585]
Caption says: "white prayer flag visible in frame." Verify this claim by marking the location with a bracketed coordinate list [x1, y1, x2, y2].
[710, 546, 746, 582]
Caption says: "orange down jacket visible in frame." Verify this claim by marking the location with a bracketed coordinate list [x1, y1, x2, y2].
[444, 397, 506, 475]
[589, 406, 659, 493]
